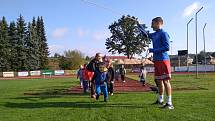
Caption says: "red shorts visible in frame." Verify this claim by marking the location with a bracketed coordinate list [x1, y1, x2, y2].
[154, 60, 171, 81]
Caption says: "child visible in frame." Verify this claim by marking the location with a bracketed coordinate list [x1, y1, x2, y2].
[95, 61, 108, 102]
[106, 60, 115, 95]
[138, 17, 174, 109]
[77, 65, 84, 88]
[82, 64, 89, 93]
[139, 69, 146, 86]
[119, 65, 126, 83]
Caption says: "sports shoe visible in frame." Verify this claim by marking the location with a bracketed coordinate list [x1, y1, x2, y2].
[96, 95, 100, 100]
[91, 94, 96, 99]
[152, 100, 164, 105]
[110, 93, 113, 96]
[162, 103, 174, 110]
[123, 81, 126, 83]
[104, 97, 108, 102]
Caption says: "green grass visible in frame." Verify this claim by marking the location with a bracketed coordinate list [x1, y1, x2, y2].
[0, 74, 215, 121]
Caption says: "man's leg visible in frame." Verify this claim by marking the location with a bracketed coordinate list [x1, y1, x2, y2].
[91, 81, 95, 98]
[163, 80, 172, 105]
[157, 80, 164, 103]
[110, 82, 113, 94]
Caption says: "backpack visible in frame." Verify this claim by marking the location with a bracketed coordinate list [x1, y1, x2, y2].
[86, 60, 95, 72]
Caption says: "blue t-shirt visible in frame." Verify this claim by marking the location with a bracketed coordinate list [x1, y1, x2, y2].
[95, 71, 107, 85]
[149, 29, 170, 61]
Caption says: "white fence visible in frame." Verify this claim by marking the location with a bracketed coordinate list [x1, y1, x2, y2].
[0, 70, 72, 78]
[132, 65, 215, 73]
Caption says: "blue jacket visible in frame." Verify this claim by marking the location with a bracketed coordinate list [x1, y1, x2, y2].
[95, 69, 107, 85]
[138, 25, 170, 61]
[149, 29, 170, 61]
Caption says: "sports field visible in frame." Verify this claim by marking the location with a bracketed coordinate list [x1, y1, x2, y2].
[0, 73, 215, 121]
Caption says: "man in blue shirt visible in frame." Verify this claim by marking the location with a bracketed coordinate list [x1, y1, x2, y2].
[138, 17, 174, 110]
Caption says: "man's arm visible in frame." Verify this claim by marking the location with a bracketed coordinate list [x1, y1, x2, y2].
[137, 24, 149, 38]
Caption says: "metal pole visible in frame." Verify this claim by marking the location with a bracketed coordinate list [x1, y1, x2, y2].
[187, 18, 193, 72]
[195, 6, 203, 79]
[203, 23, 207, 74]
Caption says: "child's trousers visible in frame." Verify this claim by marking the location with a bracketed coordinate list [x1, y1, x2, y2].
[95, 83, 108, 99]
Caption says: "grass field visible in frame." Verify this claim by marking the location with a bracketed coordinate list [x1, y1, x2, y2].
[0, 73, 215, 121]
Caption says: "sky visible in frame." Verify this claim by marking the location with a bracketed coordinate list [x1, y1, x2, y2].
[0, 0, 214, 57]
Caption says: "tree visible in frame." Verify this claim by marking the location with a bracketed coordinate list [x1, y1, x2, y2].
[26, 18, 39, 70]
[53, 53, 61, 58]
[58, 55, 71, 70]
[8, 21, 18, 71]
[0, 16, 11, 71]
[85, 56, 91, 61]
[211, 52, 215, 58]
[64, 50, 85, 69]
[37, 16, 49, 69]
[16, 15, 28, 71]
[105, 15, 150, 59]
[193, 50, 209, 64]
[59, 50, 86, 69]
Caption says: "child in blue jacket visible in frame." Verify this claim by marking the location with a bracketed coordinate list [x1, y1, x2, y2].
[95, 61, 108, 102]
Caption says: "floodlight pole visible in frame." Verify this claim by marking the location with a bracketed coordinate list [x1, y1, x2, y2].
[186, 18, 193, 72]
[203, 23, 207, 73]
[195, 6, 203, 79]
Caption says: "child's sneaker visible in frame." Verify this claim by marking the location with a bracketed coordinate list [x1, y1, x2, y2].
[104, 97, 108, 102]
[162, 103, 174, 110]
[91, 94, 96, 99]
[96, 95, 100, 100]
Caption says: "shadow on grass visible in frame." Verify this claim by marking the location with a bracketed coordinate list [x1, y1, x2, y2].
[4, 101, 146, 109]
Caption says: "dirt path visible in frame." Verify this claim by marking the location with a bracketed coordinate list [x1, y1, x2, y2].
[68, 77, 153, 94]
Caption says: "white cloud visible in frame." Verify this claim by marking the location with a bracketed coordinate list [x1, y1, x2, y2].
[51, 27, 69, 39]
[76, 27, 89, 38]
[182, 2, 201, 17]
[92, 31, 110, 41]
[49, 45, 65, 55]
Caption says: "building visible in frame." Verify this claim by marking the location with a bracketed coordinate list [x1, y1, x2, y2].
[105, 56, 153, 69]
[169, 54, 194, 66]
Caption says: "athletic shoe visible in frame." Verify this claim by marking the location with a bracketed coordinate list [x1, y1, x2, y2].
[152, 100, 164, 105]
[96, 95, 100, 100]
[162, 103, 174, 110]
[91, 94, 96, 99]
[110, 93, 113, 96]
[123, 81, 126, 83]
[104, 97, 108, 102]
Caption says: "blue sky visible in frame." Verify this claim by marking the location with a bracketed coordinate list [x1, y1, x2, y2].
[0, 0, 214, 57]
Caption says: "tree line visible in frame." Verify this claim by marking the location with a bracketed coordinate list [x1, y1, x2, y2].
[0, 15, 49, 72]
[53, 50, 89, 70]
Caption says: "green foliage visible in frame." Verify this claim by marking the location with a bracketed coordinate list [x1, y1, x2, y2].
[26, 19, 39, 70]
[37, 17, 49, 69]
[59, 50, 85, 69]
[106, 15, 151, 59]
[0, 15, 49, 71]
[0, 16, 11, 71]
[8, 21, 18, 71]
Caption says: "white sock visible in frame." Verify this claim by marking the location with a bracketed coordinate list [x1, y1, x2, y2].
[158, 95, 164, 103]
[167, 96, 172, 105]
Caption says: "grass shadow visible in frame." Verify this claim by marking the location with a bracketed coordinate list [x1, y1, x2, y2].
[4, 101, 146, 109]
